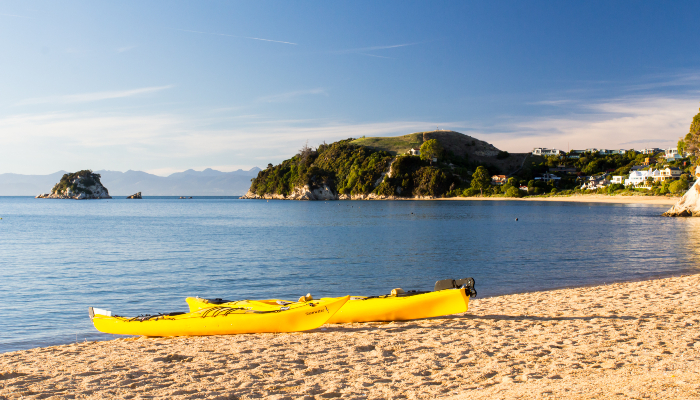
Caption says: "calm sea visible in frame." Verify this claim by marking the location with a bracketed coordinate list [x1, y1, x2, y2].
[1, 196, 698, 353]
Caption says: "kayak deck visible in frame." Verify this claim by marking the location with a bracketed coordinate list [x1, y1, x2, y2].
[90, 296, 349, 336]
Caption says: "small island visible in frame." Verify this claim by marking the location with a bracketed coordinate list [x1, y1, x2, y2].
[36, 170, 112, 200]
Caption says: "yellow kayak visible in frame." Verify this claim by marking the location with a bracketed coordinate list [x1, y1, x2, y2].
[89, 296, 349, 336]
[186, 278, 477, 324]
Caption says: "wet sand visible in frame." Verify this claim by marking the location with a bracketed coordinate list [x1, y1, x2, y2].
[1, 274, 699, 399]
[442, 194, 679, 205]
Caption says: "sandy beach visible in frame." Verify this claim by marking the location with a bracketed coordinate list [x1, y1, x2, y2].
[1, 274, 699, 399]
[441, 194, 680, 205]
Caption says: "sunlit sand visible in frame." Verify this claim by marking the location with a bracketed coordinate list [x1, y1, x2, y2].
[1, 274, 698, 399]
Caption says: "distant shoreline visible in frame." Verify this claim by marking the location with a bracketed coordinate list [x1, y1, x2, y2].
[438, 194, 679, 205]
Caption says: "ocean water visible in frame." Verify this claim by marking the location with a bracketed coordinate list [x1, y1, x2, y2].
[1, 196, 699, 353]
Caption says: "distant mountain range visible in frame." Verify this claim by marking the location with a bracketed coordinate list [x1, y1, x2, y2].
[0, 168, 261, 196]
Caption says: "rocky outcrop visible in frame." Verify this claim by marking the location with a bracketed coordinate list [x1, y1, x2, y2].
[241, 184, 338, 201]
[664, 167, 700, 216]
[241, 187, 436, 201]
[36, 170, 111, 200]
[663, 167, 700, 216]
[127, 192, 142, 199]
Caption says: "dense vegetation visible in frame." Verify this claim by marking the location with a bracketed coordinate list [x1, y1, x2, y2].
[249, 139, 461, 198]
[678, 107, 700, 166]
[51, 170, 103, 195]
[252, 122, 697, 199]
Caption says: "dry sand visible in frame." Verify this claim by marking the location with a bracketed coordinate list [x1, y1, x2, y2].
[441, 194, 680, 205]
[2, 274, 699, 399]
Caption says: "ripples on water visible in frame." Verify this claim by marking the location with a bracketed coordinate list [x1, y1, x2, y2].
[1, 196, 698, 352]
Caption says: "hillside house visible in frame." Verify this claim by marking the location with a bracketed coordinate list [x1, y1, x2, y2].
[532, 148, 564, 156]
[641, 157, 657, 166]
[534, 172, 561, 183]
[654, 167, 682, 182]
[664, 148, 688, 161]
[611, 176, 625, 184]
[625, 170, 653, 187]
[583, 175, 609, 190]
[408, 148, 420, 156]
[641, 148, 661, 155]
[568, 150, 586, 158]
[491, 175, 507, 185]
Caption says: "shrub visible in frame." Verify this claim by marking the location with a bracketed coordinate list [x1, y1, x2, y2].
[669, 179, 689, 194]
[505, 187, 521, 197]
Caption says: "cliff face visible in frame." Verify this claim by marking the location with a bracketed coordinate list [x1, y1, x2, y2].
[663, 167, 700, 216]
[36, 170, 112, 200]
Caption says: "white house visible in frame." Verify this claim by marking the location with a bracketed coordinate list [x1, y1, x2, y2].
[534, 172, 561, 182]
[654, 167, 682, 181]
[641, 148, 661, 155]
[408, 148, 420, 156]
[611, 176, 625, 184]
[583, 175, 609, 190]
[532, 148, 564, 156]
[625, 170, 653, 187]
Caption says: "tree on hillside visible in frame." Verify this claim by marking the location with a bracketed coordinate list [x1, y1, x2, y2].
[419, 139, 443, 162]
[678, 107, 700, 165]
[470, 166, 491, 196]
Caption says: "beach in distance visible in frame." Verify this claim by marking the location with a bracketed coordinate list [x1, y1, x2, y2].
[439, 194, 680, 205]
[1, 274, 698, 399]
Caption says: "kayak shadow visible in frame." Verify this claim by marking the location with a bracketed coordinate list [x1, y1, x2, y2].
[317, 312, 637, 333]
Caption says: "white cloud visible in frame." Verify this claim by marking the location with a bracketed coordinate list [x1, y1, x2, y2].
[1, 92, 697, 174]
[16, 85, 173, 106]
[486, 96, 700, 152]
[117, 45, 136, 53]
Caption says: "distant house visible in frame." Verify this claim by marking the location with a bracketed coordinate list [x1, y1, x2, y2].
[599, 149, 627, 155]
[654, 167, 682, 181]
[408, 148, 420, 156]
[491, 175, 507, 185]
[664, 148, 688, 161]
[532, 148, 564, 156]
[534, 172, 561, 183]
[625, 170, 653, 188]
[583, 175, 609, 190]
[641, 148, 661, 155]
[641, 157, 657, 166]
[568, 150, 586, 159]
[518, 185, 529, 191]
[611, 176, 625, 184]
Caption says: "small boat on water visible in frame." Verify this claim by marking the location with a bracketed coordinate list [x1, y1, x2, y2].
[187, 278, 477, 324]
[89, 296, 349, 336]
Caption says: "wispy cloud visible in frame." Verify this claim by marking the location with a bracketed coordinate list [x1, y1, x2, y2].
[16, 85, 173, 106]
[0, 12, 32, 18]
[357, 53, 394, 59]
[485, 96, 699, 152]
[330, 41, 424, 58]
[117, 45, 136, 53]
[333, 42, 422, 54]
[257, 88, 327, 103]
[178, 29, 298, 45]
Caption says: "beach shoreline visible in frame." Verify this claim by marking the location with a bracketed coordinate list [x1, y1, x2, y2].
[438, 194, 680, 205]
[2, 274, 698, 399]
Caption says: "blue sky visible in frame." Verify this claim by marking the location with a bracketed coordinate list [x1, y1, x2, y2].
[1, 1, 699, 175]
